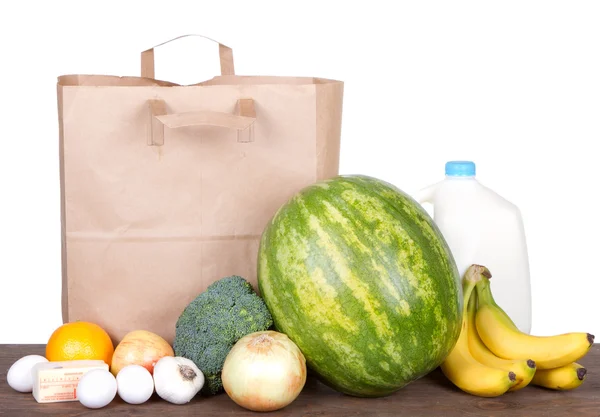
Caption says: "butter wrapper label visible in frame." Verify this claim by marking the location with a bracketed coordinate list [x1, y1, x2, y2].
[32, 360, 108, 403]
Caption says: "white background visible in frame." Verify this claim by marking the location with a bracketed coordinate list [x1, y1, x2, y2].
[0, 0, 598, 343]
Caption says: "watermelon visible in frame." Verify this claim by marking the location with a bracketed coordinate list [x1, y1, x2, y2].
[257, 175, 462, 397]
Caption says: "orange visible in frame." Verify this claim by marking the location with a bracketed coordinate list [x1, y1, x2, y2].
[46, 321, 114, 366]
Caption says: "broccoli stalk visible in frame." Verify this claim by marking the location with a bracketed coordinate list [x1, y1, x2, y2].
[173, 275, 273, 395]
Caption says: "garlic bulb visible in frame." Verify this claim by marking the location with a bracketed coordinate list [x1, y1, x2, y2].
[153, 356, 204, 404]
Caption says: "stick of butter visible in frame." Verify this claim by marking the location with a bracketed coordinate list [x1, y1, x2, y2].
[31, 360, 109, 403]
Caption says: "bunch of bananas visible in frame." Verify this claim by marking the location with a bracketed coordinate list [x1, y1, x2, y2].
[441, 264, 594, 397]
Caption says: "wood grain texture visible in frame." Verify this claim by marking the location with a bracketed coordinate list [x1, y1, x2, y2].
[1, 344, 598, 416]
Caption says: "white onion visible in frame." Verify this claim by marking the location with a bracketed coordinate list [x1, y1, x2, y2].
[222, 331, 307, 412]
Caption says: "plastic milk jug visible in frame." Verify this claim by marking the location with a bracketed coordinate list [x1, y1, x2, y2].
[416, 161, 532, 334]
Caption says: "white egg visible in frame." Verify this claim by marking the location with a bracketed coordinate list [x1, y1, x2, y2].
[77, 369, 117, 409]
[7, 355, 48, 393]
[116, 365, 154, 405]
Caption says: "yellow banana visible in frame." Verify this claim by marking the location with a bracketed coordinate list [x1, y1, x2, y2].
[531, 362, 587, 390]
[440, 265, 518, 397]
[475, 277, 594, 370]
[466, 292, 536, 391]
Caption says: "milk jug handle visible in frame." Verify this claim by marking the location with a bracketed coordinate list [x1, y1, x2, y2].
[414, 183, 438, 204]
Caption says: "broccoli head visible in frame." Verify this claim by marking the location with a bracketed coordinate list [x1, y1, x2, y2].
[173, 275, 273, 395]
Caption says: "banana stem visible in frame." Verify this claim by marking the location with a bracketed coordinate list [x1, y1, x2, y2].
[475, 276, 496, 307]
[464, 264, 492, 286]
[467, 289, 477, 321]
[462, 281, 476, 316]
[461, 264, 489, 316]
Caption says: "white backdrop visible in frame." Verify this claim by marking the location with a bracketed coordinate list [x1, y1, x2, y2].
[0, 0, 598, 343]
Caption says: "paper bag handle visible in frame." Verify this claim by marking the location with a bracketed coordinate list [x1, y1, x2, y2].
[147, 98, 255, 146]
[141, 34, 235, 79]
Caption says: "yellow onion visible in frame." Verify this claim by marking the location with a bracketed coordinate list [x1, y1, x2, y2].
[222, 330, 307, 412]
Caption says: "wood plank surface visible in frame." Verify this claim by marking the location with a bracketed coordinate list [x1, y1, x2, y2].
[1, 344, 598, 416]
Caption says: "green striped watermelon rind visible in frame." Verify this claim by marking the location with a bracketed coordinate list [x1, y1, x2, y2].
[257, 174, 462, 398]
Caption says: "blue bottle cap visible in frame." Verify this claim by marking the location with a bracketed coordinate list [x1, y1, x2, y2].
[445, 161, 476, 177]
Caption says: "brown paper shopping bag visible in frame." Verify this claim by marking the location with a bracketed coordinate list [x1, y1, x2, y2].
[57, 35, 344, 343]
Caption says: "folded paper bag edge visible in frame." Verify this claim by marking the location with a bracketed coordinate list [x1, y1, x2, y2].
[57, 74, 344, 87]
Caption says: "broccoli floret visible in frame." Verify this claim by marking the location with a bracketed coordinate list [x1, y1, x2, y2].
[173, 275, 273, 395]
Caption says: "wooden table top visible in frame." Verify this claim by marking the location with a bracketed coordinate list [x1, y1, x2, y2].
[1, 344, 598, 416]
